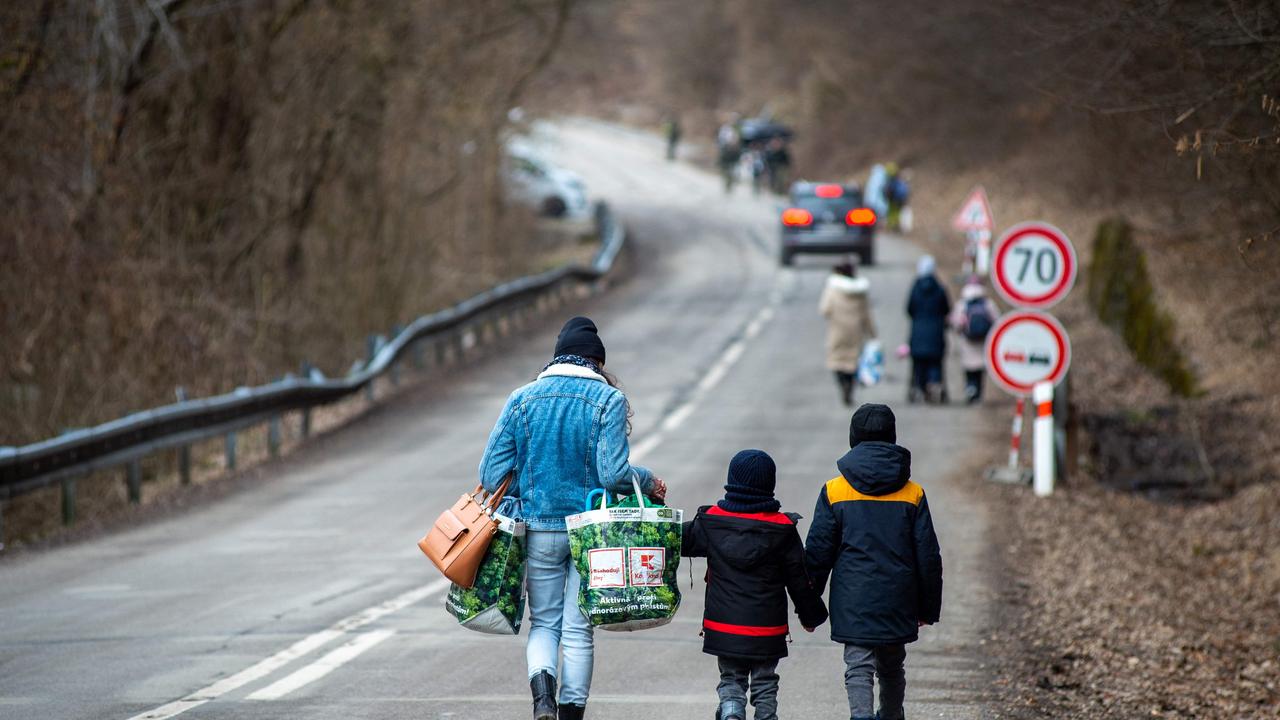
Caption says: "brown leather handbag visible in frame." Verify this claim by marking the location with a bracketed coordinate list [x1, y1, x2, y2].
[418, 475, 513, 589]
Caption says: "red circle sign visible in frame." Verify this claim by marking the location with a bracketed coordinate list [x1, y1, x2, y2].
[991, 222, 1077, 309]
[984, 310, 1071, 396]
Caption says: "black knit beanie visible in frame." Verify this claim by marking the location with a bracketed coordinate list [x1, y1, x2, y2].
[849, 403, 897, 448]
[718, 449, 781, 514]
[553, 316, 606, 363]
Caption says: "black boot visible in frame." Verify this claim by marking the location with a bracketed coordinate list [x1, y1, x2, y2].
[835, 372, 854, 406]
[530, 671, 557, 720]
[559, 704, 585, 719]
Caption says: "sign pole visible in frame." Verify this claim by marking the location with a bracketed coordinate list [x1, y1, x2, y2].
[1009, 397, 1024, 469]
[976, 229, 992, 274]
[1033, 381, 1055, 496]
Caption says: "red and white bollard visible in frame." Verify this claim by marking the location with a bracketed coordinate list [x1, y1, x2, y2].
[1033, 381, 1055, 497]
[1008, 397, 1025, 469]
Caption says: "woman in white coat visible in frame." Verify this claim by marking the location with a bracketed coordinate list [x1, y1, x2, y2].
[819, 261, 876, 406]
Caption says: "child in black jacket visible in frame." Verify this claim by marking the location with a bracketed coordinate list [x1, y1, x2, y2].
[805, 404, 944, 720]
[683, 449, 829, 720]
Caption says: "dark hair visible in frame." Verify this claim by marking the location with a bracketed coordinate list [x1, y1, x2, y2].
[599, 366, 635, 436]
[833, 261, 856, 277]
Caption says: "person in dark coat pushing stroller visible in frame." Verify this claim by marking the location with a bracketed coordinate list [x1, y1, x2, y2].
[805, 404, 943, 720]
[906, 255, 952, 404]
[683, 449, 829, 720]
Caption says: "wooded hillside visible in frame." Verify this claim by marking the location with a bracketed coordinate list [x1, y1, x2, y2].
[1, 0, 572, 444]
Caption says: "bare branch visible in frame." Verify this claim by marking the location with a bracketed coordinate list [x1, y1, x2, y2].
[504, 0, 574, 110]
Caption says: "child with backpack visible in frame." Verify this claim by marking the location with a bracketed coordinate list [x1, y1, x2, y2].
[683, 449, 829, 720]
[804, 404, 943, 720]
[950, 277, 999, 404]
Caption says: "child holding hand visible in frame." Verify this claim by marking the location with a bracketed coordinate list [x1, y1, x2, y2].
[683, 449, 828, 720]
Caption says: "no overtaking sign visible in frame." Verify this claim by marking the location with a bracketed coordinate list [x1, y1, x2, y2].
[984, 310, 1071, 396]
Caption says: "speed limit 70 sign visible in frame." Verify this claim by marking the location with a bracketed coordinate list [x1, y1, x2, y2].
[991, 222, 1077, 309]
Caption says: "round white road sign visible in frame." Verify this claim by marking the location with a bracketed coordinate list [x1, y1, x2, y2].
[991, 221, 1077, 309]
[985, 310, 1072, 396]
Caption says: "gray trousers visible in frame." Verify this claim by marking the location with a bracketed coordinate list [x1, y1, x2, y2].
[716, 657, 780, 720]
[844, 643, 906, 720]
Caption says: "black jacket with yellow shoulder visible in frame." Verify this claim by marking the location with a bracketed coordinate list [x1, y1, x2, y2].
[803, 441, 943, 646]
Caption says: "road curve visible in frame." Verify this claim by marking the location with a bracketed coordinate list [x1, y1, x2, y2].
[0, 119, 995, 720]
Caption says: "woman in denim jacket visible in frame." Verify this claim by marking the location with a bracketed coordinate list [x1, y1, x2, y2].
[480, 316, 666, 720]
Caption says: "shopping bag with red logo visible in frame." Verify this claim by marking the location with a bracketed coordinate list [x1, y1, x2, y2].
[565, 476, 682, 631]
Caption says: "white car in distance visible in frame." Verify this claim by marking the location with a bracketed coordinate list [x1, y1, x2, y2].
[504, 141, 589, 218]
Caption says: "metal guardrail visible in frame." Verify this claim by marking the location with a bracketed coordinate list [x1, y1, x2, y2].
[0, 202, 626, 539]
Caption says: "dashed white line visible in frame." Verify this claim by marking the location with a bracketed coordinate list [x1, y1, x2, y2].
[125, 579, 449, 719]
[660, 402, 697, 433]
[247, 630, 396, 701]
[629, 434, 663, 462]
[631, 292, 781, 463]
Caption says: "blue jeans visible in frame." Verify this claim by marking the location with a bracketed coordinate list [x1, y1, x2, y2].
[526, 530, 594, 705]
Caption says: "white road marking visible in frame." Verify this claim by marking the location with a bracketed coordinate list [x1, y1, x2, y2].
[629, 434, 663, 461]
[247, 630, 395, 701]
[125, 579, 449, 719]
[631, 292, 781, 464]
[63, 584, 133, 596]
[659, 402, 696, 432]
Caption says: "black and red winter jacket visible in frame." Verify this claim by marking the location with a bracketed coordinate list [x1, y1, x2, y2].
[682, 505, 829, 660]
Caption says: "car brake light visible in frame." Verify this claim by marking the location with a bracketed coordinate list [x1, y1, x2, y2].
[782, 208, 814, 226]
[815, 184, 843, 198]
[846, 208, 876, 226]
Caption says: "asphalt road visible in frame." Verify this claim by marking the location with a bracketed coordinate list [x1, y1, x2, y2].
[0, 119, 996, 720]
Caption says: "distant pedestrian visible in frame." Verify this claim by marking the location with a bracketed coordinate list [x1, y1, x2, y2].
[717, 121, 741, 193]
[905, 256, 952, 404]
[479, 317, 667, 720]
[863, 164, 889, 218]
[884, 164, 911, 232]
[664, 115, 682, 161]
[683, 449, 829, 720]
[949, 278, 998, 404]
[819, 261, 877, 407]
[765, 137, 791, 194]
[804, 404, 944, 720]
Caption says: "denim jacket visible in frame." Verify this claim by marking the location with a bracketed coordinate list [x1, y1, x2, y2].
[479, 363, 655, 530]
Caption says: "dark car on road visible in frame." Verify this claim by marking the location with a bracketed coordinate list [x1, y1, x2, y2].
[778, 182, 878, 266]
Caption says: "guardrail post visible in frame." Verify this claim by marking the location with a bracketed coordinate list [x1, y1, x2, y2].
[300, 363, 313, 438]
[412, 335, 425, 370]
[0, 500, 5, 551]
[225, 432, 237, 471]
[365, 335, 379, 402]
[126, 460, 142, 504]
[61, 476, 76, 525]
[1054, 372, 1075, 483]
[174, 387, 192, 485]
[390, 325, 403, 386]
[268, 417, 282, 458]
